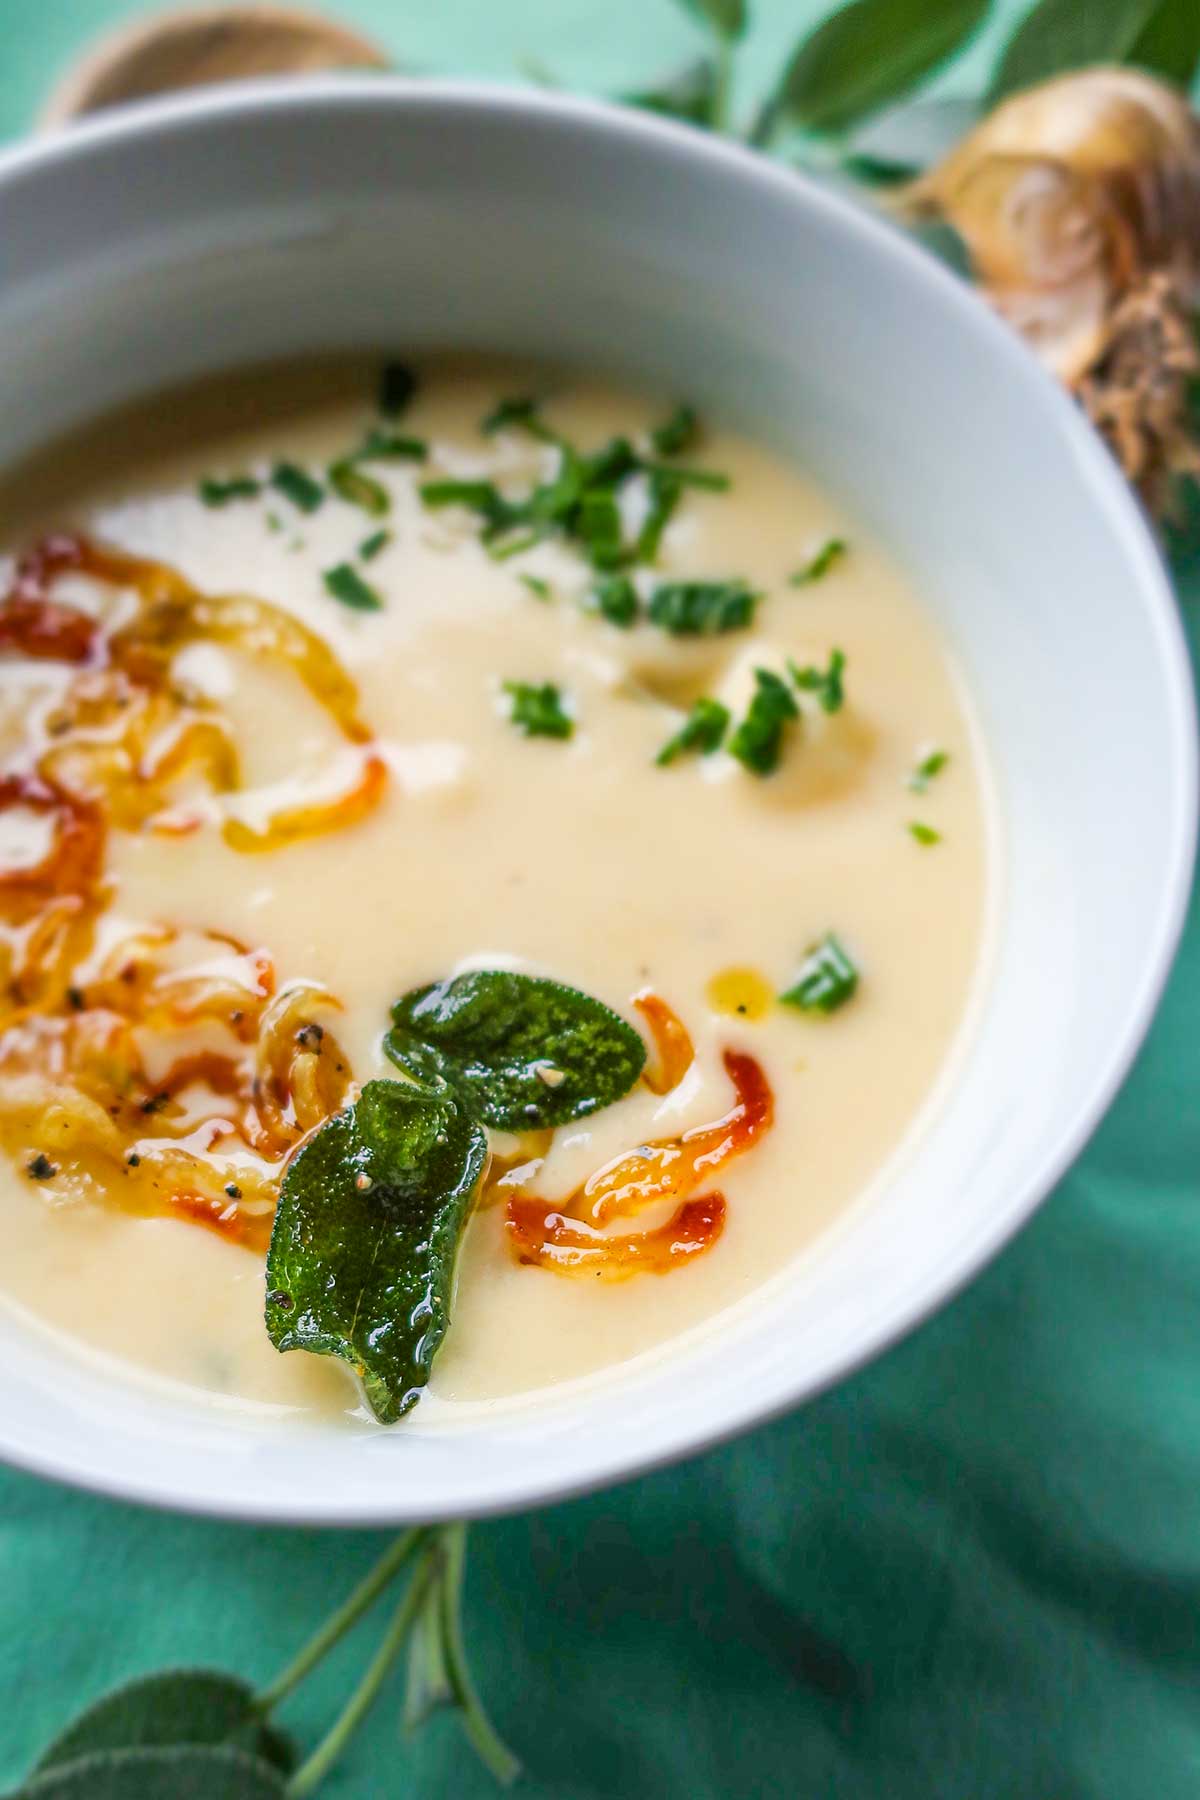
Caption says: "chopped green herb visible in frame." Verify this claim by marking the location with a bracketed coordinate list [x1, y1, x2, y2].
[503, 680, 573, 740]
[789, 647, 847, 714]
[323, 562, 383, 611]
[592, 574, 640, 628]
[636, 472, 682, 563]
[577, 487, 624, 563]
[647, 580, 758, 636]
[908, 821, 942, 846]
[656, 696, 730, 766]
[482, 395, 555, 440]
[487, 526, 544, 562]
[780, 933, 859, 1014]
[651, 403, 699, 456]
[728, 668, 800, 775]
[581, 436, 641, 489]
[379, 360, 416, 416]
[643, 464, 730, 492]
[198, 474, 260, 507]
[519, 574, 552, 600]
[357, 428, 428, 462]
[420, 478, 512, 527]
[908, 748, 949, 792]
[358, 528, 391, 562]
[26, 1152, 57, 1180]
[271, 461, 324, 514]
[790, 537, 847, 584]
[328, 457, 389, 518]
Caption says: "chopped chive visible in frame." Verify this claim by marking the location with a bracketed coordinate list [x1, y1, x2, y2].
[359, 528, 391, 562]
[519, 574, 552, 600]
[487, 526, 545, 561]
[357, 428, 428, 462]
[642, 464, 730, 492]
[379, 361, 416, 416]
[323, 562, 383, 611]
[728, 668, 799, 775]
[651, 403, 699, 457]
[581, 436, 640, 489]
[908, 748, 949, 793]
[656, 696, 730, 766]
[592, 574, 639, 628]
[636, 472, 682, 563]
[421, 478, 507, 515]
[577, 488, 624, 563]
[790, 537, 847, 585]
[503, 680, 573, 740]
[328, 458, 390, 518]
[780, 933, 859, 1014]
[908, 821, 942, 845]
[647, 580, 758, 636]
[198, 474, 260, 507]
[271, 461, 324, 514]
[482, 395, 556, 440]
[789, 648, 846, 714]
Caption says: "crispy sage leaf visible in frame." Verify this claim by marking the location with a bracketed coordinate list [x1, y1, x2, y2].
[266, 1080, 486, 1423]
[33, 1670, 291, 1777]
[767, 0, 990, 137]
[386, 972, 646, 1130]
[13, 1745, 286, 1800]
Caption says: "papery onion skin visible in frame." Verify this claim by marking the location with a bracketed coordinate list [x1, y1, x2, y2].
[897, 68, 1200, 509]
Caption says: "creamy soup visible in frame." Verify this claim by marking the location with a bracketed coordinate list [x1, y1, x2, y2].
[0, 359, 990, 1425]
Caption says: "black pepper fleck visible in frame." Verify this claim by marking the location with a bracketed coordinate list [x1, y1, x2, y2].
[224, 1183, 242, 1200]
[27, 1153, 57, 1180]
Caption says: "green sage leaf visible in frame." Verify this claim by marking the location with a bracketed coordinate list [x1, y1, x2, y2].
[769, 0, 990, 136]
[989, 0, 1161, 100]
[1125, 0, 1200, 84]
[265, 1080, 487, 1423]
[627, 59, 720, 126]
[33, 1670, 291, 1777]
[386, 971, 646, 1130]
[13, 1746, 286, 1800]
[674, 0, 747, 40]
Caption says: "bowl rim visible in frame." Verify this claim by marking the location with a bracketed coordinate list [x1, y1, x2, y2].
[0, 74, 1195, 1525]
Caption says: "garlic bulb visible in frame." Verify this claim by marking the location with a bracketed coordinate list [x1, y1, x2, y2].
[899, 68, 1200, 509]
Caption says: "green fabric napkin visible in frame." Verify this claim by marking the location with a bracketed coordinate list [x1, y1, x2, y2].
[2, 5, 1199, 1796]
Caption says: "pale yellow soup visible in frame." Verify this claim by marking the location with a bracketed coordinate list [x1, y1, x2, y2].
[0, 359, 991, 1425]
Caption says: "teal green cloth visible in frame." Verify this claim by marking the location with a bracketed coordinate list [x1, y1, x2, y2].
[3, 5, 1200, 1796]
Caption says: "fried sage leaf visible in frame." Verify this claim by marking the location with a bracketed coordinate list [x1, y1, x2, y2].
[385, 971, 646, 1131]
[266, 1080, 486, 1423]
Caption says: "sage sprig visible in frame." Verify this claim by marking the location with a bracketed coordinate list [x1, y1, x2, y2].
[8, 1528, 516, 1798]
[623, 0, 1200, 178]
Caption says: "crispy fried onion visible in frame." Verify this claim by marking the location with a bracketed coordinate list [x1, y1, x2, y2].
[0, 928, 353, 1252]
[3, 532, 385, 849]
[504, 990, 773, 1280]
[0, 532, 381, 1247]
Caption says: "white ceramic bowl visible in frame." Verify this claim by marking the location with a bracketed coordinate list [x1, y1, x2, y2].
[0, 80, 1194, 1523]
